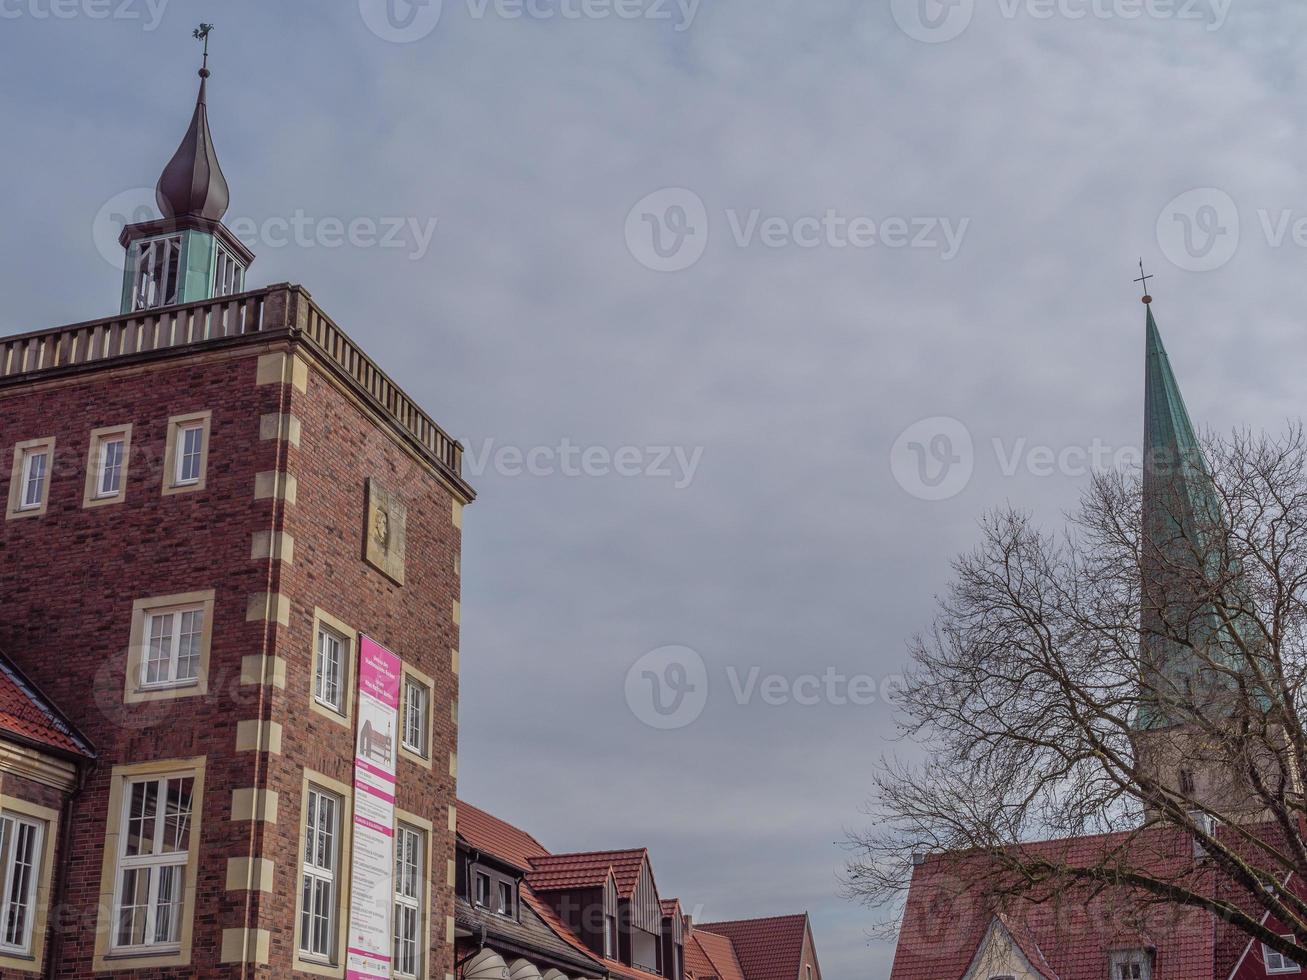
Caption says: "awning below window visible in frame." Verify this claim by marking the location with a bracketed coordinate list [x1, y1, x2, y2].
[465, 949, 511, 980]
[541, 969, 570, 980]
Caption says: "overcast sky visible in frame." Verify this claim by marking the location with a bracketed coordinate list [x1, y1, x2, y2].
[5, 1, 1307, 976]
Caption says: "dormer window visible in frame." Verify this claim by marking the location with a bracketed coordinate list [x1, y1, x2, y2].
[132, 235, 183, 311]
[496, 880, 514, 917]
[1110, 950, 1152, 979]
[1263, 936, 1302, 974]
[474, 872, 491, 908]
[214, 243, 245, 297]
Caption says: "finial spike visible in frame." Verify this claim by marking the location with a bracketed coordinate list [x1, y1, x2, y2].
[193, 23, 214, 78]
[1134, 258, 1154, 305]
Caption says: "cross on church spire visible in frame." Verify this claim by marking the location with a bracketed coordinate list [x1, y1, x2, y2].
[1135, 258, 1154, 305]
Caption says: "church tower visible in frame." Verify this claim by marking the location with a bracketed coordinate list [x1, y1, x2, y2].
[1130, 295, 1288, 819]
[117, 26, 253, 313]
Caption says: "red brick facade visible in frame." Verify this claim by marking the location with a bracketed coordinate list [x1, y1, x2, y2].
[0, 293, 470, 978]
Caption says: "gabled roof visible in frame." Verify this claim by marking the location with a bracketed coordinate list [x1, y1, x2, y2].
[0, 652, 93, 759]
[696, 915, 810, 980]
[958, 915, 1058, 980]
[458, 799, 550, 869]
[688, 929, 747, 980]
[889, 823, 1261, 980]
[530, 849, 650, 897]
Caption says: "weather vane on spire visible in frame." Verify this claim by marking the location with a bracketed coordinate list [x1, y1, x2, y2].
[1134, 258, 1154, 305]
[193, 23, 214, 77]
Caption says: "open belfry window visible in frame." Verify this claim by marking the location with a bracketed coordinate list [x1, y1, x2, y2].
[131, 235, 183, 311]
[213, 243, 245, 297]
[6, 437, 55, 519]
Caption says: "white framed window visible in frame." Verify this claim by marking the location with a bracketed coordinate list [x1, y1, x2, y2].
[18, 448, 48, 511]
[300, 787, 341, 963]
[140, 605, 205, 689]
[162, 413, 211, 496]
[604, 914, 617, 959]
[393, 823, 425, 979]
[111, 775, 195, 953]
[1110, 950, 1152, 980]
[496, 880, 513, 917]
[214, 244, 245, 298]
[84, 426, 133, 508]
[474, 871, 491, 908]
[132, 235, 183, 312]
[97, 436, 126, 497]
[0, 813, 43, 955]
[402, 676, 430, 758]
[1266, 938, 1303, 974]
[7, 438, 57, 520]
[315, 626, 346, 713]
[175, 425, 203, 486]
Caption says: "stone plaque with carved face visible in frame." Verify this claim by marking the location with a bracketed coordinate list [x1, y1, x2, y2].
[364, 478, 407, 585]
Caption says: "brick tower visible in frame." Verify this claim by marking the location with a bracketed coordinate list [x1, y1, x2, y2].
[0, 45, 472, 978]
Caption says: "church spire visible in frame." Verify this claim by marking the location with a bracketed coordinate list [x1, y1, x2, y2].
[155, 24, 228, 221]
[1137, 297, 1229, 732]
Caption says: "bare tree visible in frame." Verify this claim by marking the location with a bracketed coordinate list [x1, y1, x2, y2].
[849, 425, 1307, 965]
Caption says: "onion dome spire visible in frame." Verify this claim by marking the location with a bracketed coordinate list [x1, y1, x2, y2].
[155, 24, 229, 222]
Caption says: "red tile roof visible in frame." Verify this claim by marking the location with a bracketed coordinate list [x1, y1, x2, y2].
[458, 799, 550, 869]
[0, 654, 93, 759]
[457, 801, 823, 980]
[530, 849, 649, 897]
[889, 824, 1261, 980]
[696, 916, 810, 980]
[688, 930, 747, 980]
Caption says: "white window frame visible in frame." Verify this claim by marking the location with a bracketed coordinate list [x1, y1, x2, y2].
[7, 438, 56, 520]
[162, 413, 211, 496]
[402, 675, 430, 758]
[97, 435, 126, 498]
[495, 879, 514, 917]
[139, 604, 206, 690]
[110, 774, 196, 955]
[1266, 937, 1303, 974]
[299, 786, 342, 965]
[1109, 950, 1152, 980]
[18, 448, 49, 511]
[314, 626, 346, 714]
[174, 424, 204, 487]
[84, 426, 133, 508]
[0, 813, 43, 956]
[474, 871, 491, 908]
[393, 823, 425, 979]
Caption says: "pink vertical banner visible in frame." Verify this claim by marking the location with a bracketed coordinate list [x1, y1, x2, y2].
[347, 636, 402, 980]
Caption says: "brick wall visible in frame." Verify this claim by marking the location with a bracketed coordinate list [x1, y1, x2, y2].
[0, 338, 465, 978]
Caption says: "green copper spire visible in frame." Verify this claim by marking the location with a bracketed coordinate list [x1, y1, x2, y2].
[1137, 302, 1236, 729]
